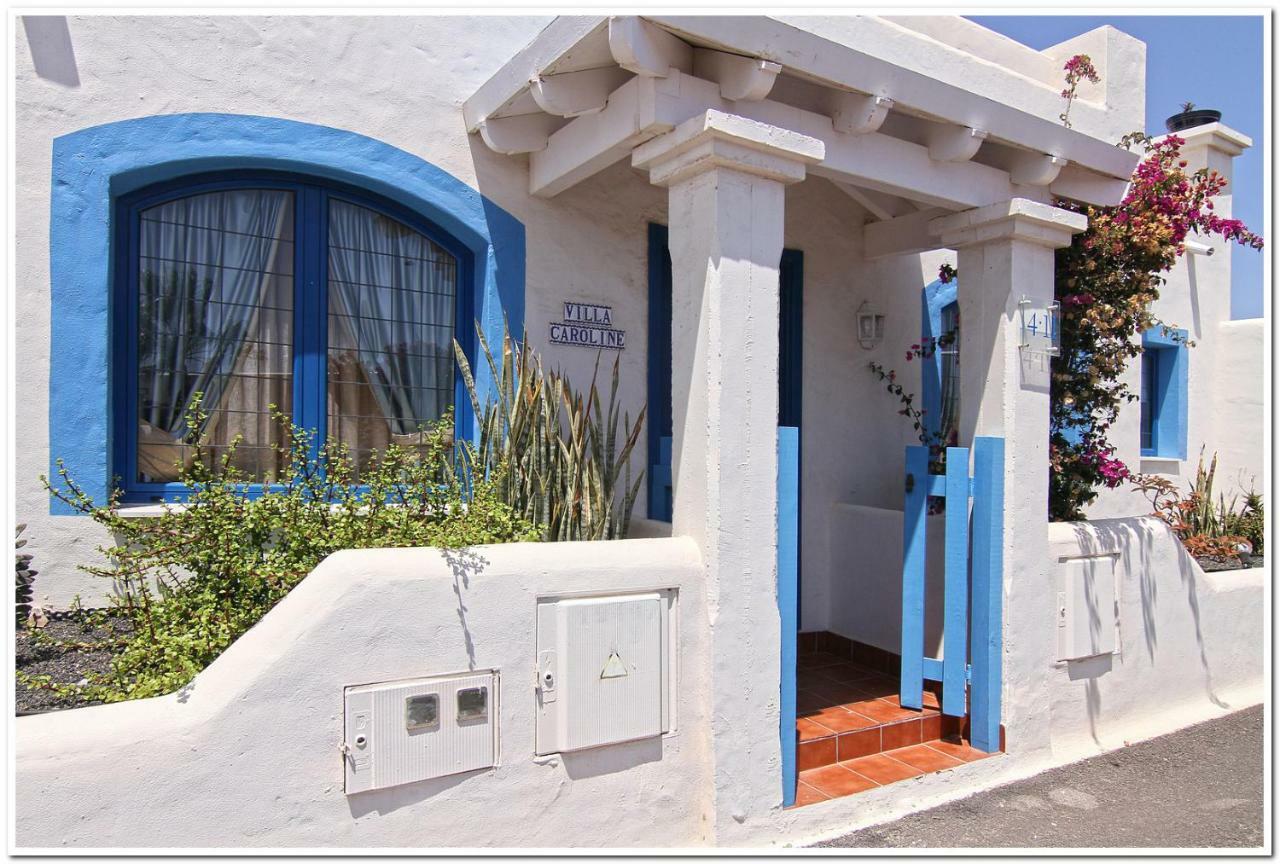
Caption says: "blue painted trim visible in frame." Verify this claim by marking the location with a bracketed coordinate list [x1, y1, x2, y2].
[969, 436, 1005, 753]
[899, 445, 929, 711]
[778, 250, 804, 429]
[646, 223, 674, 521]
[49, 113, 524, 512]
[1140, 326, 1189, 460]
[920, 277, 958, 442]
[777, 425, 800, 808]
[778, 250, 804, 625]
[941, 446, 970, 718]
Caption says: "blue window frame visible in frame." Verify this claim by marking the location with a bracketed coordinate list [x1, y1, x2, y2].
[1139, 326, 1189, 459]
[921, 277, 960, 447]
[113, 170, 475, 502]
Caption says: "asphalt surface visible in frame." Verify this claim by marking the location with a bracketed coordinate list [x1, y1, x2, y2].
[816, 704, 1265, 849]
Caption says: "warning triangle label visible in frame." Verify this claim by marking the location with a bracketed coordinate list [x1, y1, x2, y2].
[600, 651, 629, 679]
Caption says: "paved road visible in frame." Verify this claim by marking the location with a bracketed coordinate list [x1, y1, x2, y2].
[816, 705, 1264, 849]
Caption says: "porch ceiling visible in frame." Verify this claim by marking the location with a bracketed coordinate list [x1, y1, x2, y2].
[463, 16, 1138, 211]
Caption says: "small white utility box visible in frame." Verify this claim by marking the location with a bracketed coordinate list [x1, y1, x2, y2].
[343, 671, 497, 795]
[1056, 556, 1118, 661]
[535, 590, 675, 755]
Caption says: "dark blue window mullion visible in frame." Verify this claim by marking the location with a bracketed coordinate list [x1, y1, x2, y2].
[294, 185, 327, 470]
[115, 199, 144, 496]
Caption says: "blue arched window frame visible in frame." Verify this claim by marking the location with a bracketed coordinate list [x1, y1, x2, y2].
[114, 170, 476, 502]
[49, 114, 525, 514]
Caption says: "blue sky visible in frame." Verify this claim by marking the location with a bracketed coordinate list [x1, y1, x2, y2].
[969, 15, 1266, 319]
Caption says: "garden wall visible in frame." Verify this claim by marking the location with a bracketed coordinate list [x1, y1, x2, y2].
[1036, 516, 1264, 757]
[14, 538, 717, 849]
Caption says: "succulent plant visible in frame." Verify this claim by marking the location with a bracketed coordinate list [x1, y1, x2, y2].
[453, 322, 645, 542]
[15, 524, 39, 627]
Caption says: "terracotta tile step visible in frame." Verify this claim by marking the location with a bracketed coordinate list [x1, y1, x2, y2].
[795, 738, 997, 808]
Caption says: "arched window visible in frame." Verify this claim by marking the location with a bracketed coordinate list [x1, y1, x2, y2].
[117, 172, 469, 499]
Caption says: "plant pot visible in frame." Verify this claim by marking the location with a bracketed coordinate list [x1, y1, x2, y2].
[1165, 109, 1221, 133]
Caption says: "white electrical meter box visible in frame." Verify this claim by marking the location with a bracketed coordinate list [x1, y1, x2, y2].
[343, 670, 497, 795]
[535, 590, 675, 755]
[1056, 556, 1118, 661]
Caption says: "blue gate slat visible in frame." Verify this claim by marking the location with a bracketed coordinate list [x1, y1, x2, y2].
[969, 437, 1005, 752]
[941, 446, 970, 717]
[777, 426, 800, 807]
[899, 445, 929, 711]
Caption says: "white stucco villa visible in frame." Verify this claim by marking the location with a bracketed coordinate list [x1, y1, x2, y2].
[13, 14, 1265, 849]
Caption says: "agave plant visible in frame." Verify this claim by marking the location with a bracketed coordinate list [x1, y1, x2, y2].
[453, 322, 646, 541]
[15, 524, 38, 627]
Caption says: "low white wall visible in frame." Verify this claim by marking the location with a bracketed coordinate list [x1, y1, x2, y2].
[1038, 516, 1264, 759]
[825, 503, 945, 657]
[15, 538, 715, 849]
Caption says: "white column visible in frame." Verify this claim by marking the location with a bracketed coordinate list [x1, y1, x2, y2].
[633, 110, 821, 834]
[930, 199, 1086, 757]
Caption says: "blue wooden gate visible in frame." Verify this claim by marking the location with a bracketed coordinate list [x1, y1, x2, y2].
[777, 425, 800, 806]
[899, 438, 1005, 753]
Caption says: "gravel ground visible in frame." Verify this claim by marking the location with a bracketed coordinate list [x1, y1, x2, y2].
[14, 614, 132, 714]
[817, 704, 1264, 850]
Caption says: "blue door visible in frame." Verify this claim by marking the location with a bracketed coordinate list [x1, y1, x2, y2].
[646, 223, 804, 519]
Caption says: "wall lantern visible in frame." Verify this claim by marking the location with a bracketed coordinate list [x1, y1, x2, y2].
[856, 301, 885, 350]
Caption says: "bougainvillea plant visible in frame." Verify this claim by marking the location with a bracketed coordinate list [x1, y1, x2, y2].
[867, 58, 1262, 522]
[1058, 54, 1100, 129]
[1049, 132, 1263, 520]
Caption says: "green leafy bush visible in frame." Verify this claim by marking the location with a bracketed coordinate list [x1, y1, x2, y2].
[28, 404, 539, 703]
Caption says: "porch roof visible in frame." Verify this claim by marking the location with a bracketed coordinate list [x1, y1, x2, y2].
[463, 16, 1140, 216]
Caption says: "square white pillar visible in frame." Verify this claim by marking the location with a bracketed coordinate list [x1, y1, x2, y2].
[633, 110, 822, 833]
[930, 199, 1086, 757]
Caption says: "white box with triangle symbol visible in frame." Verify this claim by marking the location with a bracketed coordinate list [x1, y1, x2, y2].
[535, 590, 676, 755]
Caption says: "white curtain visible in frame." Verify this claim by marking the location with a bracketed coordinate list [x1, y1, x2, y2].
[138, 189, 291, 434]
[326, 200, 456, 445]
[137, 189, 292, 480]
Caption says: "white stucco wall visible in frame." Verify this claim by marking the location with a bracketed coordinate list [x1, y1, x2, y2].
[1211, 318, 1265, 500]
[15, 538, 717, 849]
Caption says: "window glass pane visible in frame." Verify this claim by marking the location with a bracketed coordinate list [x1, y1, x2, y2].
[939, 302, 961, 446]
[327, 199, 458, 479]
[1140, 349, 1155, 451]
[136, 189, 295, 484]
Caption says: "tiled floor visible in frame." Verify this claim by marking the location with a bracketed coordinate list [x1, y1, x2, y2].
[792, 649, 997, 807]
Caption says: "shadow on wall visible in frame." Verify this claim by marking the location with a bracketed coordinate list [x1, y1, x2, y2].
[22, 16, 80, 87]
[562, 735, 664, 780]
[346, 765, 478, 820]
[441, 547, 488, 671]
[1065, 516, 1231, 746]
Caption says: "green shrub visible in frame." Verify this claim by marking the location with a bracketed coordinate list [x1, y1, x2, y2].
[1222, 488, 1265, 556]
[28, 404, 539, 703]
